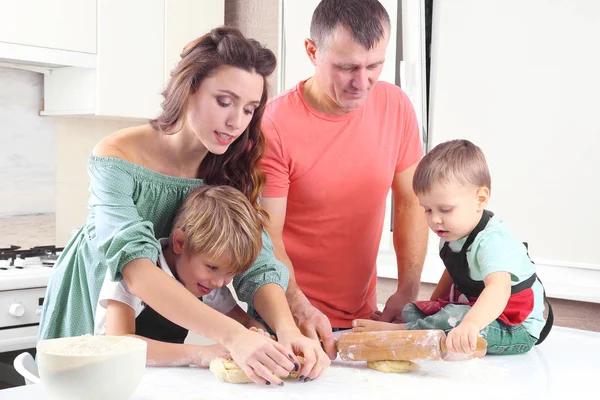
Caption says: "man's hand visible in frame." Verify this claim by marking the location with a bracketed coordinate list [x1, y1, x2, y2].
[291, 300, 337, 360]
[377, 289, 414, 323]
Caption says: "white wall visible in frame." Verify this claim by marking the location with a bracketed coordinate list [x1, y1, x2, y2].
[55, 117, 141, 246]
[427, 0, 600, 301]
[0, 67, 56, 217]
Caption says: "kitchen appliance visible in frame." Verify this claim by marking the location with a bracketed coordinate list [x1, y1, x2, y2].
[0, 245, 62, 389]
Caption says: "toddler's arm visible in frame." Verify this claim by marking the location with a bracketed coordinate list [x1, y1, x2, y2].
[430, 269, 453, 301]
[446, 271, 511, 354]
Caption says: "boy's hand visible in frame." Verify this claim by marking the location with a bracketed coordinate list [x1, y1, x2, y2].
[192, 344, 230, 367]
[446, 320, 480, 354]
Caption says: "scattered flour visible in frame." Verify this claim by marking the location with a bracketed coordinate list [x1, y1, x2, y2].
[132, 347, 550, 400]
[448, 317, 458, 327]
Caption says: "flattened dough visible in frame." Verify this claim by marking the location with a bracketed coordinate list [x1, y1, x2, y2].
[367, 360, 419, 373]
[210, 357, 303, 384]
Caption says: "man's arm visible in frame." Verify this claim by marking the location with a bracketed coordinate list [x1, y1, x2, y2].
[261, 196, 337, 359]
[379, 163, 429, 322]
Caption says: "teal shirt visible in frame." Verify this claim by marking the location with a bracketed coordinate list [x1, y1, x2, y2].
[443, 216, 546, 338]
[38, 156, 289, 340]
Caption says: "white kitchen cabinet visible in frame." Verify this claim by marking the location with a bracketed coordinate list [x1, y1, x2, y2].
[164, 0, 225, 85]
[0, 0, 96, 54]
[42, 0, 224, 120]
[95, 0, 165, 119]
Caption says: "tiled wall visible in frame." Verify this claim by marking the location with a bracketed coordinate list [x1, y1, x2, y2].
[0, 67, 56, 217]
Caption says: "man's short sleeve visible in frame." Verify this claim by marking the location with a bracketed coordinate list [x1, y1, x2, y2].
[260, 117, 290, 197]
[395, 91, 423, 173]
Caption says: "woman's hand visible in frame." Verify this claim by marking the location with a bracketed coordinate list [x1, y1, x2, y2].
[277, 328, 331, 382]
[226, 329, 295, 386]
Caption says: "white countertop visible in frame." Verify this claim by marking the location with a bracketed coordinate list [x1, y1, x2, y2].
[1, 326, 596, 399]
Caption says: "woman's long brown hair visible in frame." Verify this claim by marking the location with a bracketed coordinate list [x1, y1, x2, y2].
[149, 26, 276, 216]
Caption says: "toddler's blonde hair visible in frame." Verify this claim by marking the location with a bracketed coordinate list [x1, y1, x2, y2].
[413, 139, 491, 195]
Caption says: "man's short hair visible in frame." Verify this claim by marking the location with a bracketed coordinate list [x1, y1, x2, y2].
[413, 139, 492, 195]
[172, 185, 263, 274]
[310, 0, 391, 50]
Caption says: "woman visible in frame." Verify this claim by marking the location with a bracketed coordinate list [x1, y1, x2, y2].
[39, 26, 330, 385]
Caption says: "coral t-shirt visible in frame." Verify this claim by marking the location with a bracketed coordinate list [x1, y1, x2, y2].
[261, 80, 423, 327]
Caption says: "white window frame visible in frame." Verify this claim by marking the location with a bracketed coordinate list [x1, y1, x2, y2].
[377, 0, 429, 279]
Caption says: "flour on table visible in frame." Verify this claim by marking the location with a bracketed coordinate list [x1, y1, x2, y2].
[134, 351, 546, 400]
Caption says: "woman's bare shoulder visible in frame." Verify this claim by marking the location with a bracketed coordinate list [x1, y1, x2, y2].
[92, 124, 156, 163]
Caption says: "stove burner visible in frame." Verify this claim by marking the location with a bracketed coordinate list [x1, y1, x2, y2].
[0, 245, 64, 270]
[0, 245, 20, 252]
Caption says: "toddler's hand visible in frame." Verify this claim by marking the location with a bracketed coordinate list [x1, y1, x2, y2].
[446, 321, 480, 354]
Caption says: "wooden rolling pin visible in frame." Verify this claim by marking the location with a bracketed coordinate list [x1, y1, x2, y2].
[336, 330, 487, 361]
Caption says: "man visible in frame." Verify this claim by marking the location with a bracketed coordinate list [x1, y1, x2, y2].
[260, 0, 429, 359]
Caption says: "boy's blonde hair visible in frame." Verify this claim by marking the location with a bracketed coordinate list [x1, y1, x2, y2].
[171, 185, 263, 274]
[413, 139, 491, 195]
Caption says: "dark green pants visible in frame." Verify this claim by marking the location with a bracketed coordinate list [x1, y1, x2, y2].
[402, 303, 537, 355]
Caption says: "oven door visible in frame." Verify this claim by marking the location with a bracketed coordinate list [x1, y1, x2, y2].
[0, 286, 46, 389]
[0, 326, 39, 389]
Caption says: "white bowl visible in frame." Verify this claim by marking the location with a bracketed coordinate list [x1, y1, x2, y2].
[37, 335, 147, 400]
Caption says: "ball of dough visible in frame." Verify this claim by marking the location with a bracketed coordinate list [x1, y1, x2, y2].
[210, 357, 304, 384]
[210, 358, 253, 384]
[367, 360, 419, 373]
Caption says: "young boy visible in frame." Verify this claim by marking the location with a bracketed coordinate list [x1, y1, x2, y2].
[353, 139, 552, 356]
[94, 185, 270, 367]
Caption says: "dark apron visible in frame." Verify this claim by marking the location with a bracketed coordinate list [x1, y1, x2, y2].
[135, 303, 190, 344]
[417, 210, 553, 344]
[134, 260, 196, 344]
